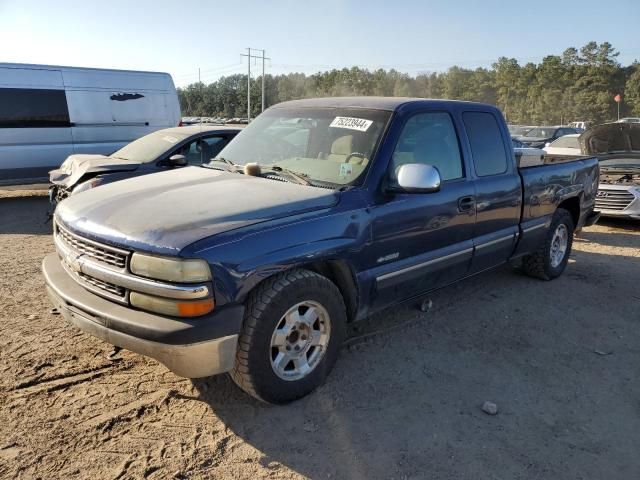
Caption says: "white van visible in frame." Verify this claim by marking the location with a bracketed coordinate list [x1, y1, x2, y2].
[0, 63, 181, 185]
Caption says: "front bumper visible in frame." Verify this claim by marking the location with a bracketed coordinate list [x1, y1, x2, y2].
[595, 185, 640, 220]
[43, 252, 243, 378]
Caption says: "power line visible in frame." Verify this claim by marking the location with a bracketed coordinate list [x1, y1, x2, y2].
[174, 61, 245, 80]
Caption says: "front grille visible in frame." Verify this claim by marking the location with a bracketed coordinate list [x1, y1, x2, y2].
[78, 272, 126, 298]
[55, 220, 130, 302]
[595, 189, 635, 211]
[56, 221, 128, 269]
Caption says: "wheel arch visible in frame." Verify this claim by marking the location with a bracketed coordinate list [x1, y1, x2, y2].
[557, 196, 580, 227]
[239, 260, 359, 323]
[302, 260, 359, 323]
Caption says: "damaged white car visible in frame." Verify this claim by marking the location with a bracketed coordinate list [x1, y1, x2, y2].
[582, 123, 640, 220]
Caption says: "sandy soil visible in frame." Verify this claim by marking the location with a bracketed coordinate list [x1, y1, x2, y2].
[1, 196, 639, 479]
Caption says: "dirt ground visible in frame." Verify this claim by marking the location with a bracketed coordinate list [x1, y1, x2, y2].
[1, 194, 639, 479]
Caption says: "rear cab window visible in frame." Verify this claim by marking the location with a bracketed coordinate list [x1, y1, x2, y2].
[462, 111, 509, 176]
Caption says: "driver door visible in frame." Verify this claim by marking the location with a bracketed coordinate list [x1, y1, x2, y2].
[368, 111, 476, 309]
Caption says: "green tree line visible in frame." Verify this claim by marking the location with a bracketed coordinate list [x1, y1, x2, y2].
[178, 42, 640, 125]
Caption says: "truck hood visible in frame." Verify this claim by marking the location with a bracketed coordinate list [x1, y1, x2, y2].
[55, 167, 339, 255]
[49, 154, 141, 188]
[580, 123, 640, 160]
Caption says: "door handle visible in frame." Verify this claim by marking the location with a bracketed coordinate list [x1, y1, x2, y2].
[458, 196, 475, 213]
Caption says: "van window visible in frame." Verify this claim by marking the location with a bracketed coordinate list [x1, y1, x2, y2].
[463, 112, 508, 176]
[0, 88, 70, 128]
[391, 112, 463, 182]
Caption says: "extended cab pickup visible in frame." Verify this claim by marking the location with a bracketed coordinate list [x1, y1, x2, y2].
[43, 98, 600, 403]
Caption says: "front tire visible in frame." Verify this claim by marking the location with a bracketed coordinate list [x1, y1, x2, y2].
[522, 208, 574, 280]
[230, 269, 346, 404]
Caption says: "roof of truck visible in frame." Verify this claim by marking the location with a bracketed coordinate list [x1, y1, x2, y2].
[272, 96, 491, 111]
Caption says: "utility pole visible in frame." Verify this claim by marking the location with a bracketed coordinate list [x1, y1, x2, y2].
[241, 48, 270, 120]
[247, 48, 251, 121]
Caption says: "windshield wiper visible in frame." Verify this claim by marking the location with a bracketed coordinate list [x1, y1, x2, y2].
[264, 165, 313, 186]
[203, 157, 238, 172]
[215, 157, 235, 166]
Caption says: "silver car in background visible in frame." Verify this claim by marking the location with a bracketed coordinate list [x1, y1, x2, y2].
[581, 123, 640, 220]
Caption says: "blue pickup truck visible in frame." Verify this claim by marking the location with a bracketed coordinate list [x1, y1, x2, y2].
[43, 97, 600, 404]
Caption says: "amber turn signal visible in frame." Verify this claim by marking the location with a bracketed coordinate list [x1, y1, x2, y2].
[130, 292, 215, 317]
[177, 298, 215, 317]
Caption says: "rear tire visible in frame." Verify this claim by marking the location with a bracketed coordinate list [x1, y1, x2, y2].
[522, 208, 574, 280]
[230, 269, 346, 404]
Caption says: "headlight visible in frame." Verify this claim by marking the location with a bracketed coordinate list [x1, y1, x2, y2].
[72, 177, 104, 195]
[130, 253, 211, 283]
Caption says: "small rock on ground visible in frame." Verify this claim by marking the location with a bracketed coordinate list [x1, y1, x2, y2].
[482, 401, 498, 415]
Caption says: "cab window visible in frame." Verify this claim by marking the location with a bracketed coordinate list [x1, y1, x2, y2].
[390, 112, 463, 182]
[463, 111, 509, 177]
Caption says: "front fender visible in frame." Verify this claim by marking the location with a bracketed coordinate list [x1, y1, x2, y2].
[182, 207, 371, 307]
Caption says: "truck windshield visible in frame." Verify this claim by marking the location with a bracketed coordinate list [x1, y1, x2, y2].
[209, 107, 391, 186]
[111, 130, 190, 163]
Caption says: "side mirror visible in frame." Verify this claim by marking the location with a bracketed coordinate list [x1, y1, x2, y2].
[168, 154, 187, 167]
[393, 163, 441, 193]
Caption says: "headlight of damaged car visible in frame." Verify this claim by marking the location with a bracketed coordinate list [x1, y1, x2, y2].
[130, 253, 212, 283]
[72, 177, 104, 195]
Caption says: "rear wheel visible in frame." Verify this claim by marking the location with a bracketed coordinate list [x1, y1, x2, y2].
[522, 208, 574, 280]
[230, 269, 346, 404]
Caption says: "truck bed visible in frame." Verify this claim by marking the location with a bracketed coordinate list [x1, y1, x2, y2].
[519, 156, 599, 223]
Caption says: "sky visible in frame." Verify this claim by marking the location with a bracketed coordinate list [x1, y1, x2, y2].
[1, 0, 639, 87]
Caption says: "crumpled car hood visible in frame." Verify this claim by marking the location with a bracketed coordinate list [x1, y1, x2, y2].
[49, 154, 140, 188]
[55, 167, 339, 255]
[580, 123, 640, 160]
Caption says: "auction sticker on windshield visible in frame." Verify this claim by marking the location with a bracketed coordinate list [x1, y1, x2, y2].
[339, 163, 353, 177]
[330, 116, 373, 132]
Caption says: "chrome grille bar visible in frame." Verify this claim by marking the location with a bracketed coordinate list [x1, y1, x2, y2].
[595, 189, 634, 211]
[55, 221, 129, 269]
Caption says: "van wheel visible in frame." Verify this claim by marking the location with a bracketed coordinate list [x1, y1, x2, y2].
[230, 269, 346, 404]
[522, 208, 574, 280]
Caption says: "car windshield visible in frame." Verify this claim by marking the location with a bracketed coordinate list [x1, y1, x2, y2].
[111, 130, 190, 163]
[550, 136, 580, 148]
[209, 107, 391, 186]
[509, 125, 532, 136]
[524, 127, 556, 138]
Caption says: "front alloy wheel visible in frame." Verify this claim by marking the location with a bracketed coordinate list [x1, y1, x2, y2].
[270, 301, 331, 381]
[230, 269, 346, 404]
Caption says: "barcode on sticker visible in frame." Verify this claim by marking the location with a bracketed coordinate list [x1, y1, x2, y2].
[330, 117, 373, 132]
